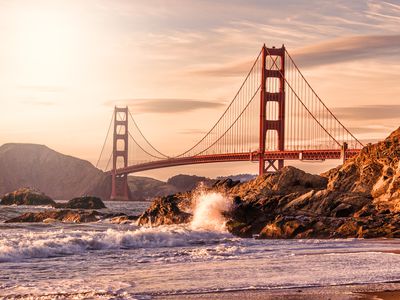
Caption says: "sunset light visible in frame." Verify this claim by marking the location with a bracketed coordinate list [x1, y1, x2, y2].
[1, 2, 400, 298]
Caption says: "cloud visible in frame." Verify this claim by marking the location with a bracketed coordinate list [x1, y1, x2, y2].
[292, 34, 400, 68]
[348, 125, 395, 136]
[105, 98, 225, 113]
[189, 34, 400, 76]
[189, 59, 255, 77]
[332, 104, 400, 121]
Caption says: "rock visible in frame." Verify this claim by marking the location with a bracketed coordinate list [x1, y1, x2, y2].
[137, 195, 192, 226]
[335, 220, 360, 237]
[225, 220, 252, 237]
[354, 204, 376, 218]
[212, 178, 241, 190]
[5, 210, 102, 223]
[332, 203, 354, 218]
[56, 196, 106, 209]
[109, 215, 139, 224]
[259, 216, 313, 239]
[136, 127, 400, 240]
[43, 218, 57, 223]
[0, 187, 56, 206]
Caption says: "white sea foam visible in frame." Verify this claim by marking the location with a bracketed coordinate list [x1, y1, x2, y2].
[0, 191, 236, 262]
[190, 190, 232, 231]
[0, 225, 233, 262]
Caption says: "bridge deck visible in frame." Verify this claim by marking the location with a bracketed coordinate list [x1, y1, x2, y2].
[110, 149, 360, 175]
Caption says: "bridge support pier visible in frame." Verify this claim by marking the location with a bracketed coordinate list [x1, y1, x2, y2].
[259, 45, 286, 175]
[110, 106, 131, 201]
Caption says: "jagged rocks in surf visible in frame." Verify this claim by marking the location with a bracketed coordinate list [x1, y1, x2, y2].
[5, 209, 102, 223]
[55, 196, 106, 209]
[137, 188, 233, 231]
[137, 195, 192, 226]
[0, 187, 56, 206]
[4, 210, 137, 223]
[225, 128, 400, 238]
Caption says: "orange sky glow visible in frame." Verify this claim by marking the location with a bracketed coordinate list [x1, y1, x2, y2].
[1, 0, 399, 180]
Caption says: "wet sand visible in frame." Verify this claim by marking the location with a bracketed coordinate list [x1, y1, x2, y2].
[154, 283, 400, 300]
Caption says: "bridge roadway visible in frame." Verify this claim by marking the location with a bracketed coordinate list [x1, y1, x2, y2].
[109, 149, 360, 176]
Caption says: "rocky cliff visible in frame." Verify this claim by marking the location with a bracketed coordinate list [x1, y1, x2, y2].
[138, 127, 400, 239]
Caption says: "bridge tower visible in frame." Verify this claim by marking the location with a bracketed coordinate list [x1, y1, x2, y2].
[111, 106, 131, 200]
[259, 45, 286, 175]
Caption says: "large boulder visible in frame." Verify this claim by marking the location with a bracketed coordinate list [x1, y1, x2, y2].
[229, 166, 327, 202]
[137, 195, 192, 226]
[56, 196, 106, 209]
[0, 187, 56, 206]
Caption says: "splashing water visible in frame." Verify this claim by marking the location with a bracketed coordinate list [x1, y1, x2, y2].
[190, 191, 232, 232]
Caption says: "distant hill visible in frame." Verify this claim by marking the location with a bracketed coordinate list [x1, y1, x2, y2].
[128, 176, 178, 200]
[167, 174, 213, 191]
[0, 143, 108, 200]
[217, 174, 256, 182]
[0, 143, 256, 201]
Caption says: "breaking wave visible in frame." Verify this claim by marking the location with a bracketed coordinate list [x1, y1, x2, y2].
[0, 191, 235, 262]
[0, 224, 234, 262]
[190, 190, 232, 231]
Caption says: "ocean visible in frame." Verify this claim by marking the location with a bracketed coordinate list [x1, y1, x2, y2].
[1, 194, 400, 299]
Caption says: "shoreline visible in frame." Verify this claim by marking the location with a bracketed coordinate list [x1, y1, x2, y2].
[153, 282, 400, 300]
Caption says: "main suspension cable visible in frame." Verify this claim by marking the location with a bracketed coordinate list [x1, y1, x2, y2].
[96, 111, 114, 168]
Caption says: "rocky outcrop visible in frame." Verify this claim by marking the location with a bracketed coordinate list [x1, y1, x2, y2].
[55, 196, 106, 209]
[5, 210, 102, 223]
[0, 187, 56, 206]
[225, 127, 400, 238]
[5, 209, 140, 223]
[0, 188, 107, 210]
[109, 215, 140, 224]
[138, 127, 400, 239]
[137, 194, 192, 226]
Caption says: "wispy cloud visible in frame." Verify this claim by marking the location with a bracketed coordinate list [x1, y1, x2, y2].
[292, 34, 400, 68]
[187, 34, 400, 77]
[348, 125, 395, 135]
[332, 104, 400, 121]
[189, 59, 255, 77]
[105, 98, 225, 113]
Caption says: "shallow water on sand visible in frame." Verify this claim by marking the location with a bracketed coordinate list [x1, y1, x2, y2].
[1, 200, 400, 299]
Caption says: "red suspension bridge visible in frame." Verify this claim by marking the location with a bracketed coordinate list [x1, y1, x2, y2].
[96, 45, 363, 200]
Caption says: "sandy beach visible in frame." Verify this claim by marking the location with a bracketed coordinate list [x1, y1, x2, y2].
[155, 283, 400, 300]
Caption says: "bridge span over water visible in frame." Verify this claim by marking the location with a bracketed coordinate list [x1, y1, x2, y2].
[96, 45, 363, 200]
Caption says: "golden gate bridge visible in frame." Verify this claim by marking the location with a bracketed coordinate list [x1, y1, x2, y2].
[96, 45, 363, 200]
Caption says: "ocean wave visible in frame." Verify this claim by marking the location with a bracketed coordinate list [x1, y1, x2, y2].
[0, 225, 233, 262]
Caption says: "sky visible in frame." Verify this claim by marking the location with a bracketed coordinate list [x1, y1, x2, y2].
[0, 0, 400, 180]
